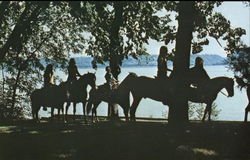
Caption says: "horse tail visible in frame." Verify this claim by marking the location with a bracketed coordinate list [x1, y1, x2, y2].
[86, 88, 94, 114]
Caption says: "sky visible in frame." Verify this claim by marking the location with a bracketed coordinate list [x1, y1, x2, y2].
[146, 1, 250, 57]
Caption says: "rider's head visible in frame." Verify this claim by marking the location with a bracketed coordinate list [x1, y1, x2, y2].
[69, 58, 76, 66]
[106, 66, 111, 72]
[195, 57, 204, 67]
[159, 46, 168, 57]
[45, 64, 53, 72]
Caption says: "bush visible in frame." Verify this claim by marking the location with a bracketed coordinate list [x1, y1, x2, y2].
[188, 102, 221, 120]
[0, 103, 26, 121]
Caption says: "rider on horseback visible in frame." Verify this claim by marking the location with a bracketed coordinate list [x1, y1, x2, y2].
[105, 66, 118, 90]
[189, 57, 210, 88]
[157, 46, 172, 78]
[67, 58, 81, 84]
[188, 57, 210, 100]
[43, 64, 55, 111]
[44, 64, 55, 88]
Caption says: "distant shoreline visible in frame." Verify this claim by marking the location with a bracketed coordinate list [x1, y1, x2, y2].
[40, 54, 228, 69]
[76, 64, 227, 69]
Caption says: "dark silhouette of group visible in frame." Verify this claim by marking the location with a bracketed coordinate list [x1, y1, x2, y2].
[40, 48, 215, 121]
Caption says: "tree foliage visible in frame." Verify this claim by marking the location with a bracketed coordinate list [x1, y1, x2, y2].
[0, 2, 90, 119]
[189, 102, 220, 120]
[0, 1, 247, 121]
[228, 47, 250, 89]
[83, 1, 172, 70]
[227, 3, 249, 89]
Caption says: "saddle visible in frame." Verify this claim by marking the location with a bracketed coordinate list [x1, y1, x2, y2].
[110, 79, 119, 90]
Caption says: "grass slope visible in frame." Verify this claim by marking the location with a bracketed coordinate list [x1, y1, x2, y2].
[0, 119, 250, 160]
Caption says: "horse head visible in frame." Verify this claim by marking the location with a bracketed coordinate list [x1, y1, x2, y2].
[225, 77, 234, 97]
[79, 72, 96, 89]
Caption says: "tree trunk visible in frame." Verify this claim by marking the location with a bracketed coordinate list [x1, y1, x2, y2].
[0, 3, 31, 63]
[108, 2, 124, 120]
[109, 56, 120, 120]
[168, 1, 195, 123]
[10, 68, 22, 115]
[1, 64, 5, 102]
[0, 2, 49, 63]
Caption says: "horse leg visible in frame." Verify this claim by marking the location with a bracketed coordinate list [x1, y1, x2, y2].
[31, 105, 36, 120]
[245, 105, 250, 122]
[202, 104, 208, 122]
[108, 104, 111, 118]
[245, 86, 250, 122]
[61, 106, 65, 123]
[130, 97, 142, 122]
[65, 102, 70, 122]
[73, 102, 77, 121]
[51, 107, 55, 120]
[91, 104, 97, 123]
[82, 101, 87, 121]
[34, 107, 40, 122]
[123, 106, 129, 122]
[57, 108, 60, 120]
[121, 97, 130, 122]
[207, 103, 212, 122]
[107, 103, 112, 119]
[91, 102, 100, 123]
[36, 109, 39, 123]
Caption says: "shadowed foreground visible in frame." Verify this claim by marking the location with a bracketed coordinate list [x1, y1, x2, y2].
[0, 118, 250, 160]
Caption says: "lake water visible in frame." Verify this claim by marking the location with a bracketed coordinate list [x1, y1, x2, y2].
[39, 65, 248, 121]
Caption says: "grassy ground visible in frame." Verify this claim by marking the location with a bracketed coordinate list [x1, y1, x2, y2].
[0, 118, 250, 160]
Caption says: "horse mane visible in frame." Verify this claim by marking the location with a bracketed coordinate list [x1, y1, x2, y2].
[118, 72, 138, 89]
[206, 76, 234, 96]
[210, 76, 233, 84]
[211, 76, 232, 80]
[77, 72, 95, 82]
[80, 72, 95, 78]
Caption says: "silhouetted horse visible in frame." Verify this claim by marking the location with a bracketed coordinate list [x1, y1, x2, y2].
[128, 73, 234, 122]
[125, 73, 174, 121]
[30, 84, 66, 122]
[30, 72, 96, 122]
[61, 72, 96, 121]
[86, 73, 134, 122]
[188, 77, 234, 121]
